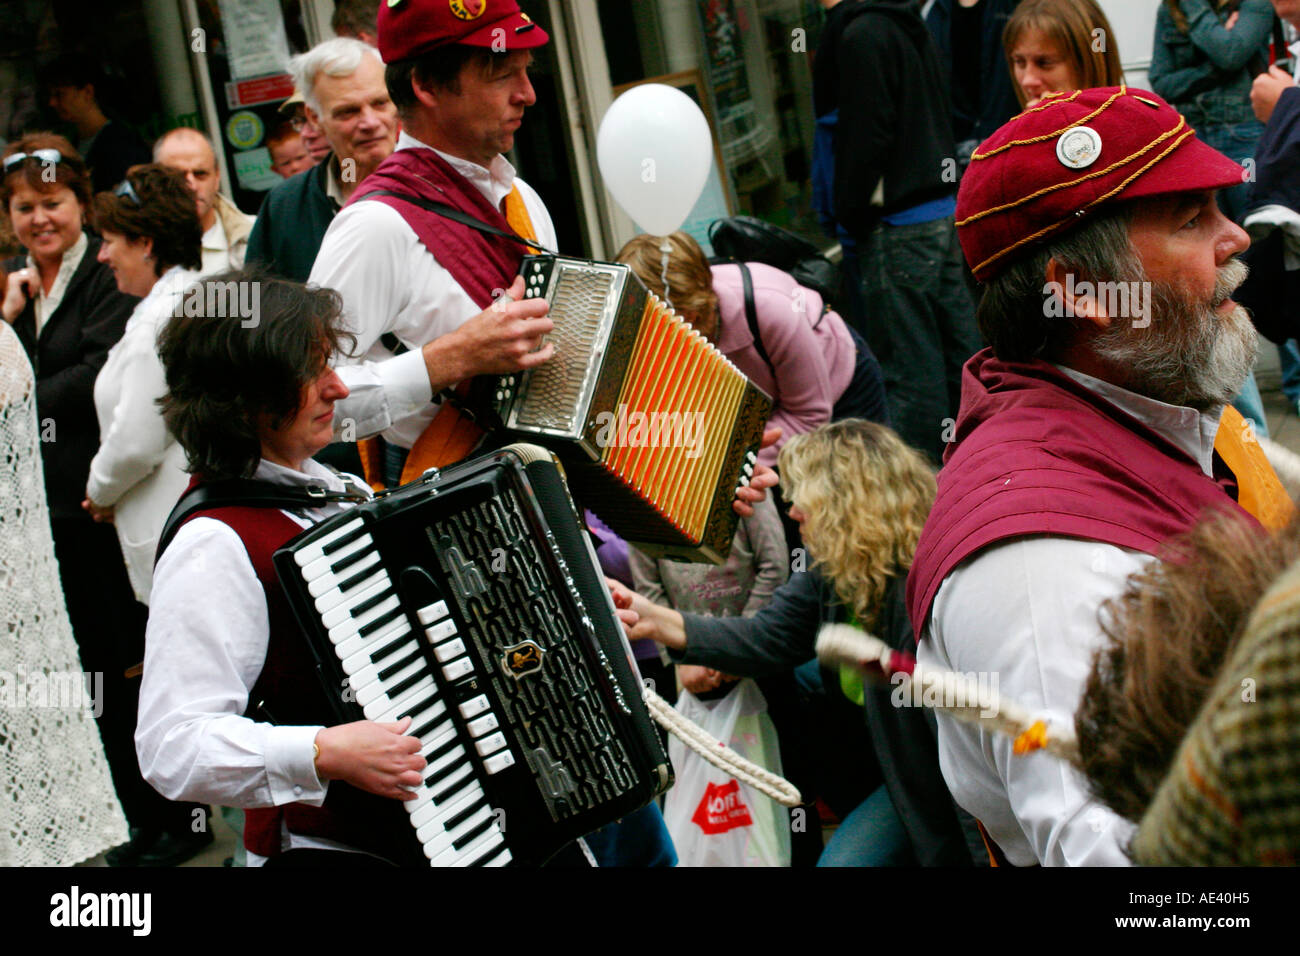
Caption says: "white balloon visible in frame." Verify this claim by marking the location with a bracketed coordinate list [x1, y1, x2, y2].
[596, 84, 713, 236]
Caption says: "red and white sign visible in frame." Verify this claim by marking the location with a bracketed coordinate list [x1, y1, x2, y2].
[224, 73, 295, 109]
[690, 779, 753, 835]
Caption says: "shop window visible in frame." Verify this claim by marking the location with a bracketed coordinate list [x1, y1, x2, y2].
[599, 0, 823, 250]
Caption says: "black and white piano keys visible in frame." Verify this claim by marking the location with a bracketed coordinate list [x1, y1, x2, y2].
[292, 517, 517, 867]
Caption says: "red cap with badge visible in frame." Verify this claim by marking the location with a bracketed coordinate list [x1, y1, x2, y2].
[377, 0, 550, 64]
[956, 86, 1249, 282]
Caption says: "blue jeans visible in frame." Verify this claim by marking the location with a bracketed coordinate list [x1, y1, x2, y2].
[1232, 371, 1269, 440]
[582, 802, 678, 867]
[1197, 120, 1264, 226]
[1280, 340, 1300, 405]
[857, 215, 982, 464]
[817, 785, 914, 867]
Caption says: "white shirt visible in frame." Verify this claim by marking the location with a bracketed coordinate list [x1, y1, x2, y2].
[136, 458, 368, 863]
[308, 131, 557, 449]
[200, 214, 230, 276]
[918, 367, 1225, 866]
[87, 266, 200, 602]
[29, 231, 88, 338]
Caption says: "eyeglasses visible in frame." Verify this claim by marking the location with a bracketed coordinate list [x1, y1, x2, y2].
[2, 148, 64, 174]
[113, 179, 142, 206]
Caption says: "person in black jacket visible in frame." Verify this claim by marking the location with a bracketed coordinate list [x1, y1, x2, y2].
[611, 420, 981, 866]
[2, 134, 207, 866]
[40, 58, 150, 194]
[829, 0, 982, 465]
[924, 0, 1024, 170]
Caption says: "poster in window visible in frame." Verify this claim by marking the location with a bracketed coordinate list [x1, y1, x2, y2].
[217, 0, 292, 80]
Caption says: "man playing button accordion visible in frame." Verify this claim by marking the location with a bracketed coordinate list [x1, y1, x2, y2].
[309, 0, 776, 503]
[906, 87, 1296, 866]
[308, 0, 558, 488]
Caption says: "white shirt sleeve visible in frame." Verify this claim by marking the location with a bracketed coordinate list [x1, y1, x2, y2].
[309, 201, 437, 441]
[920, 536, 1145, 866]
[135, 517, 328, 808]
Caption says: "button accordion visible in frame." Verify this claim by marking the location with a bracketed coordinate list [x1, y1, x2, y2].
[274, 443, 672, 867]
[480, 254, 774, 564]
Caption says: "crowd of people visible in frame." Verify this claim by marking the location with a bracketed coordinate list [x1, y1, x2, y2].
[3, 0, 1300, 868]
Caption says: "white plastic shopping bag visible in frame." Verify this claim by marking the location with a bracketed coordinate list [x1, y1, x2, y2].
[662, 679, 791, 867]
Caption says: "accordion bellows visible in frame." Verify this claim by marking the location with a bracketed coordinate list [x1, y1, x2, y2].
[488, 256, 773, 564]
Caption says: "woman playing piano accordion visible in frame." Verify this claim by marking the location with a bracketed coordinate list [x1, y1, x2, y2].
[135, 271, 430, 866]
[136, 270, 780, 866]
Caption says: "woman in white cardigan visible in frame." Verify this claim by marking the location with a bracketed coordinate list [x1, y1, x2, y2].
[84, 165, 203, 604]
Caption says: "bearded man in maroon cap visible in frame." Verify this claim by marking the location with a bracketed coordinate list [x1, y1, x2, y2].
[906, 86, 1297, 867]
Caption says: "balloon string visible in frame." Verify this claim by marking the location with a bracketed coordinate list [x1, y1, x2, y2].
[659, 239, 674, 311]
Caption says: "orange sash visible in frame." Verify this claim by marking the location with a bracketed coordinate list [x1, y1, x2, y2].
[1213, 406, 1295, 531]
[360, 185, 540, 488]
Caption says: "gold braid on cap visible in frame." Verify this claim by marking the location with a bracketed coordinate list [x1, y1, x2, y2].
[956, 114, 1189, 228]
[970, 125, 1198, 277]
[970, 86, 1122, 160]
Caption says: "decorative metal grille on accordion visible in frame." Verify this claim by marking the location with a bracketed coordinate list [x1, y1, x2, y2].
[274, 444, 671, 867]
[482, 255, 774, 564]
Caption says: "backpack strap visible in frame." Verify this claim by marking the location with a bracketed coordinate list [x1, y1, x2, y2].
[737, 262, 775, 374]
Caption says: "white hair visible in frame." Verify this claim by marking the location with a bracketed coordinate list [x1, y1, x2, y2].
[291, 37, 382, 116]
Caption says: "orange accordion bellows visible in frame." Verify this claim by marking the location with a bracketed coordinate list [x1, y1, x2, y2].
[483, 255, 773, 564]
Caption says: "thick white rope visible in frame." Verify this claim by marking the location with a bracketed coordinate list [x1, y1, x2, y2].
[816, 624, 1081, 766]
[644, 687, 803, 807]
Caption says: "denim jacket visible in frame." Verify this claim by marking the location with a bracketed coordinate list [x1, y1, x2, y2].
[1148, 0, 1274, 127]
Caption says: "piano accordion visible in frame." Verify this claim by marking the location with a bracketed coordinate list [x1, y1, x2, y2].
[273, 443, 671, 867]
[482, 254, 774, 564]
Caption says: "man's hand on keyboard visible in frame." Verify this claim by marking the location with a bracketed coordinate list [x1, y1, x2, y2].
[314, 715, 427, 800]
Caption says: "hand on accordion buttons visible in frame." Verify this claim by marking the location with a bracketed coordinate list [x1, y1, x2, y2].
[733, 427, 782, 518]
[313, 715, 426, 800]
[427, 276, 555, 386]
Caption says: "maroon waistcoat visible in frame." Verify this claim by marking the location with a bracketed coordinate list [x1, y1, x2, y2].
[180, 501, 425, 865]
[349, 146, 528, 309]
[906, 349, 1255, 634]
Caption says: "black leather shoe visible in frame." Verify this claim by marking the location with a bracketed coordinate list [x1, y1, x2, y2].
[134, 829, 215, 868]
[106, 828, 157, 867]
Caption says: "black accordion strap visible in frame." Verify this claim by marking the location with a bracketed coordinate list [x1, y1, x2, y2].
[359, 188, 557, 256]
[155, 478, 366, 564]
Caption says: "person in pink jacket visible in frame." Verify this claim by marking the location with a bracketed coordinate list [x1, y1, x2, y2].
[616, 230, 888, 472]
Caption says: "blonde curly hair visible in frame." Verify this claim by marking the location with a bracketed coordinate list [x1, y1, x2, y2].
[779, 420, 936, 628]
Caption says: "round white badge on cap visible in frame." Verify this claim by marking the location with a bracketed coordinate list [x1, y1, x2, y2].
[1056, 126, 1102, 170]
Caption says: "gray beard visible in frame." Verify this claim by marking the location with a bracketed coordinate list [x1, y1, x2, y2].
[1091, 259, 1258, 412]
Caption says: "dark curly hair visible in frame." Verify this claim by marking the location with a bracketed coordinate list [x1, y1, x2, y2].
[156, 268, 356, 481]
[1, 132, 92, 211]
[92, 163, 202, 275]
